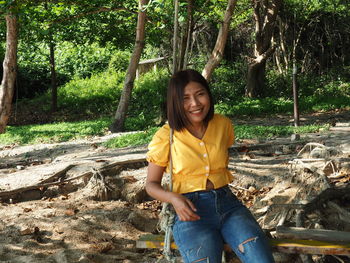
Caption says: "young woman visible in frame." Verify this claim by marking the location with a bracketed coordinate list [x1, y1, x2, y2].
[146, 69, 275, 263]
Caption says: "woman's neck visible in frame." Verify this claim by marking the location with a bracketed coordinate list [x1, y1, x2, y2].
[187, 122, 207, 139]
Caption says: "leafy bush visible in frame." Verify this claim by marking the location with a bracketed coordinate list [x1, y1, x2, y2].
[125, 69, 169, 130]
[56, 42, 116, 79]
[235, 124, 327, 140]
[215, 97, 294, 116]
[16, 43, 65, 99]
[58, 70, 125, 116]
[265, 70, 292, 98]
[210, 60, 247, 102]
[15, 41, 116, 99]
[108, 50, 131, 72]
[300, 95, 350, 112]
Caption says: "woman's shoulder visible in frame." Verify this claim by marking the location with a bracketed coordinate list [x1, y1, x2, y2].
[212, 114, 232, 125]
[153, 123, 171, 139]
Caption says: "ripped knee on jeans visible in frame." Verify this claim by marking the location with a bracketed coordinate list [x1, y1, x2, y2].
[191, 258, 209, 263]
[238, 236, 258, 253]
[185, 247, 209, 263]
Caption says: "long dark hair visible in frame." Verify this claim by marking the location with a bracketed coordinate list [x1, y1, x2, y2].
[167, 69, 214, 131]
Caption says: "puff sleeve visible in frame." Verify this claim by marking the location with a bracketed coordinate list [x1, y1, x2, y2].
[146, 124, 170, 167]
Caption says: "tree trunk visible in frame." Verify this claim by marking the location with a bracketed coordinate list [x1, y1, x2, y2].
[49, 41, 58, 112]
[172, 0, 180, 73]
[178, 0, 193, 70]
[246, 0, 281, 98]
[110, 0, 148, 132]
[0, 14, 18, 134]
[202, 0, 237, 81]
[246, 61, 266, 97]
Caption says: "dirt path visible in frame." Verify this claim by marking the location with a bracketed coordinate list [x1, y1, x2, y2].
[0, 110, 349, 263]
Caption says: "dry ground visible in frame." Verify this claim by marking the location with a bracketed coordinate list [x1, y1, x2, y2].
[0, 110, 350, 263]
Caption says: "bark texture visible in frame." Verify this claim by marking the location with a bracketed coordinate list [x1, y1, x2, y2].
[110, 0, 148, 132]
[202, 0, 237, 81]
[246, 0, 281, 98]
[178, 0, 194, 71]
[0, 14, 18, 134]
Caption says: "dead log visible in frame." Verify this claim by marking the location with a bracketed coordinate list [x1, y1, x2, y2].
[276, 226, 350, 243]
[303, 187, 350, 214]
[136, 234, 350, 255]
[327, 201, 350, 224]
[229, 140, 304, 154]
[0, 157, 147, 201]
[0, 164, 75, 200]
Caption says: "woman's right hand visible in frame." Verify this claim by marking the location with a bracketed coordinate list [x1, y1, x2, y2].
[170, 193, 200, 221]
[146, 163, 200, 221]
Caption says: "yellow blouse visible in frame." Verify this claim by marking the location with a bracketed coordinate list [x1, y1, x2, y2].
[147, 114, 235, 194]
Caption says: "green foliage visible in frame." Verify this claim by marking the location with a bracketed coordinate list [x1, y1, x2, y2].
[235, 124, 328, 140]
[108, 50, 131, 72]
[265, 67, 350, 99]
[58, 70, 125, 116]
[0, 116, 329, 148]
[215, 93, 350, 117]
[265, 70, 293, 98]
[15, 41, 116, 98]
[125, 69, 169, 130]
[141, 44, 162, 60]
[103, 127, 158, 148]
[103, 123, 327, 149]
[0, 118, 111, 145]
[215, 97, 294, 116]
[16, 43, 53, 98]
[210, 60, 247, 103]
[56, 42, 116, 79]
[300, 95, 350, 112]
[297, 70, 350, 97]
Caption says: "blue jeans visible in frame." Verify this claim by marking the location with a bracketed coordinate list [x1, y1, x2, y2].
[172, 186, 275, 263]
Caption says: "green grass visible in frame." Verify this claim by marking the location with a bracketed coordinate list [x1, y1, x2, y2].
[0, 120, 328, 148]
[103, 123, 328, 149]
[0, 118, 111, 145]
[215, 95, 350, 117]
[234, 124, 329, 140]
[3, 66, 348, 148]
[103, 127, 159, 148]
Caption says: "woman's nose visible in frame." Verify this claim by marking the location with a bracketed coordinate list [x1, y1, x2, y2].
[189, 96, 200, 106]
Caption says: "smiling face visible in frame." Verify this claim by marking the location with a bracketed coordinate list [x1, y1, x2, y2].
[183, 81, 210, 128]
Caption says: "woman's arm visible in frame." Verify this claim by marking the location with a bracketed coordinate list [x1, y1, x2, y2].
[146, 162, 200, 221]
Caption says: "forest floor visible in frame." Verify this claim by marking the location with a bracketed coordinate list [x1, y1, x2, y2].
[0, 109, 350, 263]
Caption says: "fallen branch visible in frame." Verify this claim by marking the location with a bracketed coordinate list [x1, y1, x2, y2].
[276, 226, 350, 243]
[0, 157, 147, 201]
[136, 234, 350, 255]
[303, 187, 350, 214]
[0, 164, 75, 199]
[327, 201, 350, 224]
